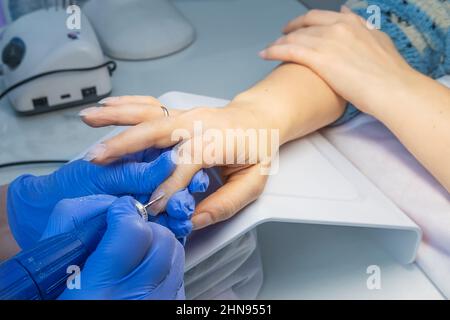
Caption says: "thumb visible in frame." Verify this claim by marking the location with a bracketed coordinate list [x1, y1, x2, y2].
[41, 195, 117, 240]
[192, 165, 268, 230]
[81, 196, 152, 282]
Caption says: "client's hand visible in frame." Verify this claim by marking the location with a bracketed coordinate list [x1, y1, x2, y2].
[80, 96, 276, 230]
[260, 7, 416, 115]
[7, 149, 207, 249]
[41, 195, 185, 300]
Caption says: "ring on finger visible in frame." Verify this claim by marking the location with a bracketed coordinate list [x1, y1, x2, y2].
[161, 105, 170, 118]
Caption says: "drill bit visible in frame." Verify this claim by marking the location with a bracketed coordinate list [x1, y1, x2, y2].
[135, 193, 165, 221]
[144, 193, 165, 211]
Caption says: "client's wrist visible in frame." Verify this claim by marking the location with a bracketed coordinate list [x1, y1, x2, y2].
[228, 93, 293, 145]
[363, 67, 423, 118]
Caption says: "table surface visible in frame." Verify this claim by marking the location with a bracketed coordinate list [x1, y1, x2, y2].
[0, 0, 443, 299]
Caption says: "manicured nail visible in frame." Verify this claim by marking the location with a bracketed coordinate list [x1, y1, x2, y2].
[78, 106, 101, 117]
[341, 5, 351, 13]
[192, 213, 213, 230]
[147, 190, 167, 215]
[274, 37, 284, 44]
[259, 50, 267, 58]
[98, 97, 118, 105]
[83, 143, 107, 161]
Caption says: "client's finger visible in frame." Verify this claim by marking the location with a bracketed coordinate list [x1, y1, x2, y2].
[192, 164, 268, 230]
[98, 95, 162, 106]
[260, 43, 319, 69]
[271, 28, 324, 48]
[86, 118, 184, 164]
[283, 10, 345, 33]
[80, 104, 180, 127]
[340, 5, 366, 25]
[147, 162, 203, 214]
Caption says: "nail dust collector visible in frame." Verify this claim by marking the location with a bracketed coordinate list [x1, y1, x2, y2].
[0, 8, 115, 114]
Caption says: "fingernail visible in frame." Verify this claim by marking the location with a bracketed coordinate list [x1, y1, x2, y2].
[83, 143, 107, 161]
[258, 50, 267, 58]
[98, 97, 118, 105]
[78, 106, 101, 117]
[192, 213, 213, 230]
[341, 5, 351, 13]
[147, 190, 167, 215]
[274, 37, 284, 44]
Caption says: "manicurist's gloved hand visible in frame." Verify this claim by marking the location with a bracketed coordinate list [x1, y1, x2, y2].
[6, 148, 207, 250]
[41, 195, 185, 300]
[114, 149, 210, 239]
[150, 172, 209, 240]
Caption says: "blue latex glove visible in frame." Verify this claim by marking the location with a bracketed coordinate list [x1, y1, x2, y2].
[124, 149, 210, 239]
[8, 148, 209, 249]
[106, 148, 209, 239]
[40, 195, 185, 300]
[152, 171, 209, 239]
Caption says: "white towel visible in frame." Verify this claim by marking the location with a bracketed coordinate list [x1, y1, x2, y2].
[322, 76, 450, 297]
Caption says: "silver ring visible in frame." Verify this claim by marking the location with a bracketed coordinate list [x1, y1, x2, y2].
[161, 105, 170, 118]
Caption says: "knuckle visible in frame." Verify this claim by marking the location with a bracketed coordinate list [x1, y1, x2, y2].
[333, 22, 351, 35]
[186, 107, 213, 118]
[287, 46, 300, 59]
[306, 9, 320, 20]
[215, 206, 234, 223]
[284, 33, 296, 43]
[166, 171, 190, 191]
[212, 198, 237, 223]
[246, 180, 266, 203]
[346, 13, 361, 24]
[146, 96, 161, 105]
[251, 182, 266, 200]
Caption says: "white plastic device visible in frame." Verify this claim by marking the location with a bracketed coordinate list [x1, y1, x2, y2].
[82, 0, 195, 60]
[1, 8, 113, 114]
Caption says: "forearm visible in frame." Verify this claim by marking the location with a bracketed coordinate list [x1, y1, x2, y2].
[0, 185, 20, 260]
[230, 63, 346, 144]
[372, 71, 450, 192]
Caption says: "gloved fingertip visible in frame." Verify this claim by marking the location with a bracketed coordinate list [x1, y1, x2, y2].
[167, 189, 195, 220]
[188, 170, 210, 193]
[168, 218, 193, 238]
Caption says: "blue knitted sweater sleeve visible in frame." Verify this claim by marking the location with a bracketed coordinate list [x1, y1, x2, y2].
[333, 0, 450, 125]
